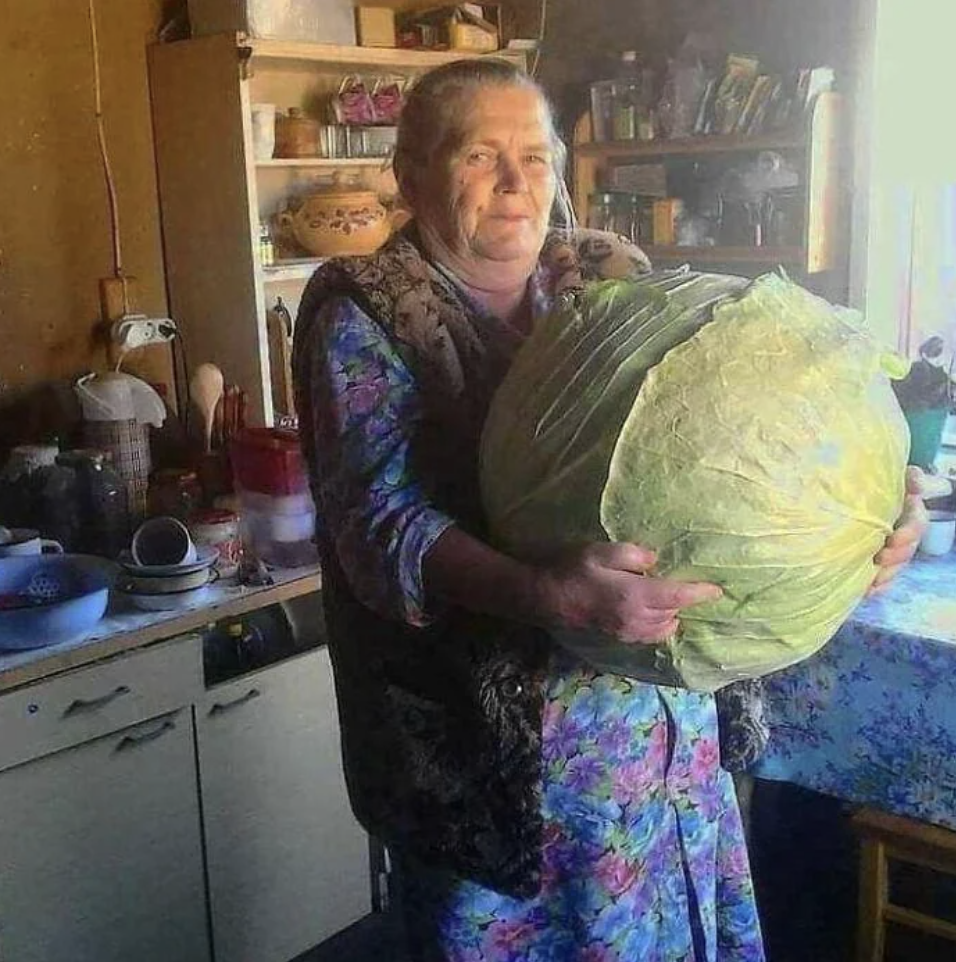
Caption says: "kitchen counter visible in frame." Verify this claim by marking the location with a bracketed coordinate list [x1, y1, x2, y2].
[0, 565, 321, 694]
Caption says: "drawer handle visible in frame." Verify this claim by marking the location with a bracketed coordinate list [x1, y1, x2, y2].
[209, 688, 261, 716]
[115, 719, 176, 752]
[63, 684, 131, 717]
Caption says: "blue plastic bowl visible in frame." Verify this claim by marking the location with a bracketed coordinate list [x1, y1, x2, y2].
[0, 555, 111, 651]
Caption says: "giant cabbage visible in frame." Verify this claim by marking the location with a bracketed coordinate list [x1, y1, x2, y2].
[480, 270, 909, 691]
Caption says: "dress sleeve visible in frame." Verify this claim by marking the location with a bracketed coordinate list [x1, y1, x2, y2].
[299, 295, 455, 627]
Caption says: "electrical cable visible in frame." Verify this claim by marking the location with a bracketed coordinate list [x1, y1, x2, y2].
[87, 0, 130, 316]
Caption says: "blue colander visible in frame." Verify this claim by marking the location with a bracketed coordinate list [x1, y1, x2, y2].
[0, 556, 111, 651]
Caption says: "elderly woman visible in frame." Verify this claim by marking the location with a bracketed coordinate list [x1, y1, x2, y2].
[293, 59, 923, 961]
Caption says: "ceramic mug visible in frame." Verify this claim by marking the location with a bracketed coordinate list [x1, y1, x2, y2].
[0, 528, 64, 557]
[131, 516, 198, 568]
[919, 510, 956, 557]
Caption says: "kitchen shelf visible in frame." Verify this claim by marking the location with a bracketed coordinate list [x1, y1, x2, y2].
[574, 129, 805, 161]
[241, 36, 524, 70]
[641, 245, 806, 266]
[256, 157, 388, 169]
[571, 92, 843, 277]
[262, 258, 326, 282]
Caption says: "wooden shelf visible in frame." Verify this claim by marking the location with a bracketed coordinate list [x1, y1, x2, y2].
[643, 245, 805, 266]
[263, 258, 325, 282]
[242, 36, 523, 70]
[256, 157, 388, 169]
[575, 130, 805, 161]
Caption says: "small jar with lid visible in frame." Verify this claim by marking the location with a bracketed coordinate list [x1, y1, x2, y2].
[189, 508, 241, 578]
[148, 468, 203, 523]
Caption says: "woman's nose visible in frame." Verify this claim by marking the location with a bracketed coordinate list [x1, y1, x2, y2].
[495, 154, 528, 193]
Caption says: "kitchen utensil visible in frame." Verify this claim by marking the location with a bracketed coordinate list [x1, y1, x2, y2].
[0, 555, 111, 651]
[131, 516, 198, 568]
[274, 108, 321, 158]
[114, 579, 213, 612]
[0, 529, 64, 557]
[121, 566, 213, 595]
[276, 189, 389, 257]
[118, 543, 219, 577]
[190, 363, 224, 454]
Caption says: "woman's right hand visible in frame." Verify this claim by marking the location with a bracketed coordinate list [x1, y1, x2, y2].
[535, 543, 723, 644]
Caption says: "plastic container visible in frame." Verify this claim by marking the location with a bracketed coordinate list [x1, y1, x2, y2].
[229, 428, 309, 495]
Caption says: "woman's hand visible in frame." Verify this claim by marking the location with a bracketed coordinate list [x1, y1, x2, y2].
[536, 542, 722, 643]
[868, 466, 929, 596]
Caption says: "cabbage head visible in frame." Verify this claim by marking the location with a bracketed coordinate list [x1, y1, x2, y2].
[480, 270, 910, 691]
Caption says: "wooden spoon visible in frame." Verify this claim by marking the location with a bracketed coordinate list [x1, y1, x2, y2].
[190, 363, 224, 454]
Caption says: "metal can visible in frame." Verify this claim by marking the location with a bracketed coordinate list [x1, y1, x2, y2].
[189, 508, 241, 578]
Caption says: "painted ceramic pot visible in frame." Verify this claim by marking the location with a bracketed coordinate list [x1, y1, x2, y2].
[276, 190, 389, 257]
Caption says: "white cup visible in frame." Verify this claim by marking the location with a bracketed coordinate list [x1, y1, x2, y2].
[0, 528, 64, 557]
[131, 516, 198, 568]
[919, 510, 956, 557]
[250, 103, 276, 161]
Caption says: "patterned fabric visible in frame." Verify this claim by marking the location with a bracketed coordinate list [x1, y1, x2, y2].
[753, 554, 956, 829]
[400, 662, 764, 962]
[293, 224, 764, 957]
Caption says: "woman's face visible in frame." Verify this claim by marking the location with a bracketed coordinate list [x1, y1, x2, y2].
[410, 84, 558, 279]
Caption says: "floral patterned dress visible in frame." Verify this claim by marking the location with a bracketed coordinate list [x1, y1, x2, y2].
[307, 280, 765, 962]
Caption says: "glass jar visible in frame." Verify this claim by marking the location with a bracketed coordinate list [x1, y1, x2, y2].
[148, 468, 203, 523]
[44, 450, 130, 558]
[0, 444, 59, 529]
[587, 191, 643, 243]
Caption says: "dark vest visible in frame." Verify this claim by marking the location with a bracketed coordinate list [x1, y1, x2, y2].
[292, 226, 651, 896]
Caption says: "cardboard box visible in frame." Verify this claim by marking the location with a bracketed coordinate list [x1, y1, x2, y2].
[188, 0, 356, 44]
[397, 4, 502, 52]
[356, 7, 397, 47]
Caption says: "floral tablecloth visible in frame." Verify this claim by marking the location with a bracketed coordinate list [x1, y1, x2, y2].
[752, 553, 956, 829]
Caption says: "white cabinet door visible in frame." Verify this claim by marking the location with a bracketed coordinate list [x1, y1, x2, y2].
[197, 647, 371, 962]
[0, 709, 210, 962]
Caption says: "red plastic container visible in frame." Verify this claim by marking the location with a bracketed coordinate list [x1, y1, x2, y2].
[229, 428, 309, 496]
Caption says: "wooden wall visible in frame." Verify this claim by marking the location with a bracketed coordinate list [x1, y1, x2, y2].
[0, 0, 173, 452]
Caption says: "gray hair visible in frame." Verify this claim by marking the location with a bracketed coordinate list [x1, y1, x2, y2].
[394, 58, 568, 213]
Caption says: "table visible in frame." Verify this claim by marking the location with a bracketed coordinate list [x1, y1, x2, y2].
[752, 553, 956, 829]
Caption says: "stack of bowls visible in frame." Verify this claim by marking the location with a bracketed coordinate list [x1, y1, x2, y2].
[114, 517, 219, 612]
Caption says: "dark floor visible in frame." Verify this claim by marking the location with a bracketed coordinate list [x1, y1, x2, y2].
[297, 781, 956, 962]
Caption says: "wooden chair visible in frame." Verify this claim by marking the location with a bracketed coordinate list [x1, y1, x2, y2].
[853, 807, 956, 961]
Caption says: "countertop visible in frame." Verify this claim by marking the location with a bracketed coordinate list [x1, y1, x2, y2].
[0, 565, 322, 695]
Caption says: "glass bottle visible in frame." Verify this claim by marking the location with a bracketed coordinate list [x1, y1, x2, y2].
[43, 450, 130, 558]
[258, 222, 275, 267]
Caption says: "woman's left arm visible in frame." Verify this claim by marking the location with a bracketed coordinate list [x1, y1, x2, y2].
[869, 466, 929, 595]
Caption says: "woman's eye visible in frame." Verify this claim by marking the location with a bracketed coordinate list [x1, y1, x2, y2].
[466, 150, 494, 165]
[525, 153, 550, 165]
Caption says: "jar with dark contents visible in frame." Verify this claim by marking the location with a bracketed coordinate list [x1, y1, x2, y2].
[44, 449, 130, 558]
[148, 468, 203, 523]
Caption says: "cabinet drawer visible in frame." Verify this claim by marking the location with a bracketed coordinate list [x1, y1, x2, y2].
[0, 635, 203, 773]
